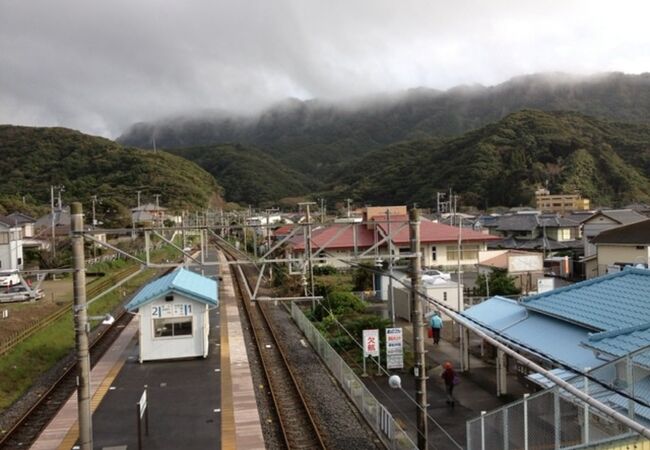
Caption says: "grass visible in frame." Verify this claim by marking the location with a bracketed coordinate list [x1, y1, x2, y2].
[0, 244, 183, 412]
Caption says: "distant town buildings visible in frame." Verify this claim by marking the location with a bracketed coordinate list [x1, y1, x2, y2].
[534, 188, 590, 214]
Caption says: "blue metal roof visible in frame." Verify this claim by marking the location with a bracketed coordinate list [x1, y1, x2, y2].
[126, 268, 218, 311]
[522, 268, 650, 331]
[462, 298, 602, 370]
[583, 325, 650, 366]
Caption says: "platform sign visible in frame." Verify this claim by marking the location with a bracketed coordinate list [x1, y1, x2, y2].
[363, 329, 379, 357]
[152, 303, 192, 318]
[385, 327, 404, 369]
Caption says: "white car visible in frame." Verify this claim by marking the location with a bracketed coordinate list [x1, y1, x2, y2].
[0, 270, 21, 287]
[422, 269, 452, 280]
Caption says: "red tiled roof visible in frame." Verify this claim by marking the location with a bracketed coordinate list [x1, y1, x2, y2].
[274, 224, 296, 236]
[289, 217, 498, 252]
[289, 224, 375, 251]
[375, 217, 500, 245]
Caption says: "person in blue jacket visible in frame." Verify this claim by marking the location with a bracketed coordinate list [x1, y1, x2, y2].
[430, 311, 443, 344]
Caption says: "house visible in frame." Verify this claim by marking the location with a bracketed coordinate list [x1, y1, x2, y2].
[6, 212, 35, 238]
[588, 218, 650, 277]
[0, 216, 24, 270]
[581, 209, 647, 257]
[487, 212, 582, 253]
[477, 250, 544, 293]
[126, 268, 218, 362]
[131, 203, 168, 226]
[466, 269, 650, 449]
[462, 268, 650, 397]
[286, 206, 500, 270]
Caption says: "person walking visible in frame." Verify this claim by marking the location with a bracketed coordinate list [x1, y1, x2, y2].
[430, 311, 443, 344]
[441, 361, 458, 406]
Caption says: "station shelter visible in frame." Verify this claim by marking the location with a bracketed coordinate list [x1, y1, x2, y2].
[126, 267, 218, 362]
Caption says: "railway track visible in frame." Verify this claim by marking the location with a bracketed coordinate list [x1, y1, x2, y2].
[0, 308, 133, 449]
[220, 242, 327, 450]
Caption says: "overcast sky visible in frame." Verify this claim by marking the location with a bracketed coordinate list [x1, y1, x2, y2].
[1, 0, 649, 138]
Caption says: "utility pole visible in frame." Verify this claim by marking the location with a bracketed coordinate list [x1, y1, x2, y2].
[57, 186, 64, 210]
[457, 216, 468, 371]
[91, 195, 98, 259]
[409, 207, 427, 450]
[137, 190, 142, 209]
[71, 202, 92, 450]
[299, 202, 316, 308]
[387, 209, 395, 326]
[346, 198, 353, 218]
[50, 186, 56, 258]
[154, 194, 160, 209]
[319, 198, 325, 223]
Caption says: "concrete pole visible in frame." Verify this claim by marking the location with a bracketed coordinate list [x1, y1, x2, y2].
[50, 185, 56, 258]
[409, 207, 427, 450]
[387, 209, 395, 326]
[71, 202, 92, 450]
[305, 204, 315, 308]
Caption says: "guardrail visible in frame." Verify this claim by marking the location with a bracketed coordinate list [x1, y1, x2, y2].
[0, 265, 141, 356]
[291, 302, 418, 450]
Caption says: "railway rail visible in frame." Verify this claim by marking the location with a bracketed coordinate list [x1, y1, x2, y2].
[220, 242, 327, 450]
[0, 307, 133, 449]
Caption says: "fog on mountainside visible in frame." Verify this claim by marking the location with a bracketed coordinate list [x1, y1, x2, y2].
[118, 72, 650, 180]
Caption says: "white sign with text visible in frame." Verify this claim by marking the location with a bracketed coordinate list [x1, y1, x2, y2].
[385, 327, 404, 369]
[363, 329, 380, 357]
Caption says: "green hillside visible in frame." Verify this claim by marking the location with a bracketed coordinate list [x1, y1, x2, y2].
[0, 126, 222, 224]
[331, 110, 650, 208]
[118, 73, 650, 177]
[165, 143, 314, 205]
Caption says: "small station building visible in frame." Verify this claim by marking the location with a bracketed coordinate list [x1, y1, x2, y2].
[126, 268, 218, 362]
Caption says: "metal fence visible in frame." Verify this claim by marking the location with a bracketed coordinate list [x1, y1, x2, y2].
[466, 345, 650, 449]
[291, 302, 418, 450]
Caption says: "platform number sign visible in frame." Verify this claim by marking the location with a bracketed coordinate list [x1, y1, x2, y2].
[152, 303, 192, 318]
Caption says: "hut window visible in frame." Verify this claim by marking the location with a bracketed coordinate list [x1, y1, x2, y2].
[154, 317, 193, 337]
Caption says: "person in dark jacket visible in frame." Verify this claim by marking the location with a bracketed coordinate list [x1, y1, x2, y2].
[441, 361, 457, 406]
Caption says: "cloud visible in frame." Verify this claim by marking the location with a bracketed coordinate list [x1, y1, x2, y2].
[1, 0, 648, 137]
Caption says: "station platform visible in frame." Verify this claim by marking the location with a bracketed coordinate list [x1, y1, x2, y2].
[30, 249, 265, 450]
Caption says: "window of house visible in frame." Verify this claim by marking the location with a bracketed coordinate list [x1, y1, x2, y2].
[447, 244, 480, 261]
[431, 246, 437, 261]
[0, 233, 8, 245]
[153, 317, 193, 338]
[443, 292, 447, 302]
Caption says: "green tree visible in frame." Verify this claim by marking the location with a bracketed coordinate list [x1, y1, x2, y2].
[475, 268, 521, 297]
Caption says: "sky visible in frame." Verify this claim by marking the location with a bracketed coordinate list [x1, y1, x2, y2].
[1, 0, 649, 138]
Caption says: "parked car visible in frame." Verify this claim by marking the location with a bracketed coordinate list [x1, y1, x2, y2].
[0, 270, 20, 287]
[422, 269, 451, 280]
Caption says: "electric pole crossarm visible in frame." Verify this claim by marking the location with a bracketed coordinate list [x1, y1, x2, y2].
[259, 225, 302, 260]
[358, 222, 409, 258]
[311, 224, 352, 258]
[151, 230, 201, 265]
[83, 234, 147, 265]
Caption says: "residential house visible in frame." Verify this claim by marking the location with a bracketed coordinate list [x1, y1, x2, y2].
[534, 188, 590, 214]
[588, 218, 650, 277]
[464, 268, 650, 449]
[0, 216, 24, 270]
[286, 206, 500, 270]
[581, 209, 647, 257]
[131, 203, 168, 226]
[487, 212, 582, 254]
[477, 250, 544, 293]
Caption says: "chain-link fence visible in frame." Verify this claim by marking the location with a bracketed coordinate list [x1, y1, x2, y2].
[291, 302, 418, 450]
[466, 345, 650, 449]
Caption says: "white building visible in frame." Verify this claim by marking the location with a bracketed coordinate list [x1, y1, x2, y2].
[126, 268, 218, 362]
[0, 216, 24, 271]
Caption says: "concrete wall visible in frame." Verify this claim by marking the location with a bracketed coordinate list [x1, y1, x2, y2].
[138, 293, 210, 362]
[393, 283, 463, 322]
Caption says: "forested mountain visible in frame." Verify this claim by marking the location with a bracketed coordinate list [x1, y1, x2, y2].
[165, 144, 313, 205]
[330, 110, 650, 208]
[118, 72, 650, 177]
[0, 126, 222, 224]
